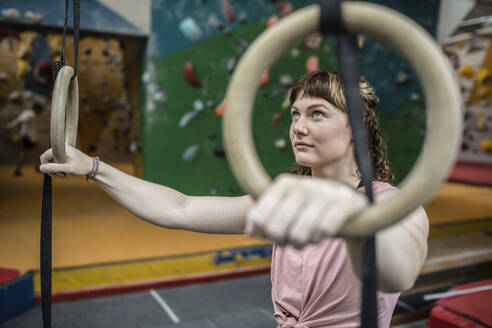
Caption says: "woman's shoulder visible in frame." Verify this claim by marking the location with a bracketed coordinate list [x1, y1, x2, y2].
[357, 181, 398, 195]
[372, 180, 398, 194]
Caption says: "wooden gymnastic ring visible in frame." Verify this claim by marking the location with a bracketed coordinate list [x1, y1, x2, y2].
[50, 66, 79, 163]
[223, 2, 462, 237]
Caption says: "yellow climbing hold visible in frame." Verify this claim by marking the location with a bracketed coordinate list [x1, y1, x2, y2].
[481, 139, 492, 153]
[459, 64, 475, 79]
[477, 118, 486, 131]
[16, 59, 27, 79]
[477, 68, 491, 84]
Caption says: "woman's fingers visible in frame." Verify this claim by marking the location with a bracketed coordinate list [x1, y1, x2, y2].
[263, 190, 306, 245]
[39, 162, 72, 176]
[313, 194, 367, 242]
[245, 175, 294, 237]
[247, 175, 370, 247]
[40, 148, 53, 164]
[287, 197, 328, 248]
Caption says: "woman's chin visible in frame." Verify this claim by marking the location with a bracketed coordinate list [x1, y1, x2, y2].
[294, 156, 315, 168]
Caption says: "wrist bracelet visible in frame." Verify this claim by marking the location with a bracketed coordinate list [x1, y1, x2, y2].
[86, 156, 100, 181]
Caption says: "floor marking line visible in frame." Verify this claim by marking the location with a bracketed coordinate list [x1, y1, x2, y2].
[424, 248, 492, 266]
[259, 307, 274, 319]
[150, 289, 180, 323]
[423, 284, 492, 301]
[397, 300, 416, 312]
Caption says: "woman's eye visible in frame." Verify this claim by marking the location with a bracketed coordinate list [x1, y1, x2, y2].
[291, 112, 300, 119]
[312, 111, 323, 118]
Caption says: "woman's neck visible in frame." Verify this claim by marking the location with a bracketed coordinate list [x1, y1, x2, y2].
[310, 147, 361, 188]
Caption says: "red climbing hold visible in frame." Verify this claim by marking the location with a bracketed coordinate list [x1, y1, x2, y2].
[183, 60, 201, 88]
[222, 0, 235, 23]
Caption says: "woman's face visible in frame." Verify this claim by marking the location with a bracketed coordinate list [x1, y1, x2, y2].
[289, 95, 353, 169]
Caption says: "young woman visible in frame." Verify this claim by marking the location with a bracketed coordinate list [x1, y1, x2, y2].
[39, 71, 428, 328]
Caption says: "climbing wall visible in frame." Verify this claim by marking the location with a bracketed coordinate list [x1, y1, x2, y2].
[444, 37, 492, 185]
[446, 38, 492, 162]
[141, 0, 440, 194]
[0, 31, 50, 165]
[0, 30, 133, 165]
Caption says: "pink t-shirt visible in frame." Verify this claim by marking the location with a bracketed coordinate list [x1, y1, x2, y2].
[271, 181, 400, 328]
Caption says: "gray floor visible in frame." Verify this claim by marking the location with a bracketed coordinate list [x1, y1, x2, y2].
[1, 273, 429, 328]
[2, 274, 276, 328]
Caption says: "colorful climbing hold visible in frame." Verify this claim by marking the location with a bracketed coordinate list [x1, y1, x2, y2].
[459, 64, 475, 79]
[277, 2, 293, 17]
[16, 59, 27, 79]
[358, 36, 365, 49]
[304, 33, 322, 50]
[445, 49, 459, 69]
[280, 74, 293, 87]
[2, 8, 21, 20]
[227, 56, 238, 73]
[0, 71, 8, 83]
[306, 56, 319, 73]
[179, 111, 199, 128]
[275, 138, 287, 149]
[222, 0, 235, 22]
[215, 98, 227, 117]
[179, 18, 203, 41]
[182, 144, 200, 162]
[281, 89, 291, 110]
[214, 144, 226, 158]
[477, 68, 491, 84]
[183, 60, 201, 88]
[25, 10, 43, 23]
[396, 71, 410, 85]
[234, 39, 248, 53]
[193, 99, 204, 112]
[260, 69, 269, 86]
[208, 14, 224, 31]
[267, 15, 279, 29]
[291, 48, 300, 58]
[409, 93, 420, 102]
[238, 12, 247, 24]
[477, 118, 487, 131]
[481, 139, 492, 153]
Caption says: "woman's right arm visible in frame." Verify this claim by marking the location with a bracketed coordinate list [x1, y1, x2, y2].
[40, 145, 254, 234]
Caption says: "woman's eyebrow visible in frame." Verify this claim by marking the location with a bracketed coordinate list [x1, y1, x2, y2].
[307, 103, 330, 111]
[292, 103, 330, 111]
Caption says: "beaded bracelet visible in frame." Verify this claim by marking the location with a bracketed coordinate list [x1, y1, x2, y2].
[86, 156, 100, 181]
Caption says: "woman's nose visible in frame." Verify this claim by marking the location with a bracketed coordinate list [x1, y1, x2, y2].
[293, 118, 308, 135]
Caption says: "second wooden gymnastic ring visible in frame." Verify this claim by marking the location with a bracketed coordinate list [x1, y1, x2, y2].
[223, 2, 462, 237]
[50, 66, 79, 163]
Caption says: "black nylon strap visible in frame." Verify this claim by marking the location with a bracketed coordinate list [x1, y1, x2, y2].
[318, 2, 378, 328]
[40, 174, 52, 328]
[41, 1, 80, 326]
[60, 0, 68, 68]
[319, 0, 345, 35]
[72, 0, 80, 79]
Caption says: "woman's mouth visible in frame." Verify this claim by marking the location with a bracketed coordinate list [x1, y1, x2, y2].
[294, 142, 314, 149]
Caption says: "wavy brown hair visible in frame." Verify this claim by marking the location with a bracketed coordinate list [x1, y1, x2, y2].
[289, 71, 394, 183]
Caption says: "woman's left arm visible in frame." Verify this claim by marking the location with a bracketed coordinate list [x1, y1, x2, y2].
[346, 189, 429, 293]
